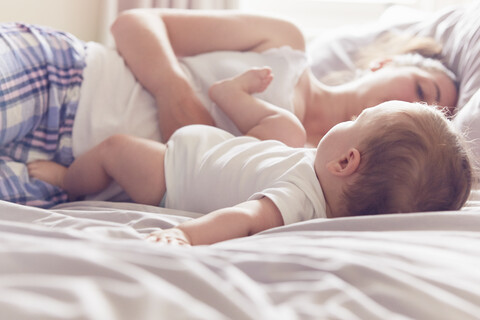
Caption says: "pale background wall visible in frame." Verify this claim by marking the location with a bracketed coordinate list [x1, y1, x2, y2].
[0, 0, 475, 44]
[0, 0, 108, 42]
[239, 0, 475, 37]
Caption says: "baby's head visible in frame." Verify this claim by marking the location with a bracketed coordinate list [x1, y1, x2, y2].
[315, 101, 473, 218]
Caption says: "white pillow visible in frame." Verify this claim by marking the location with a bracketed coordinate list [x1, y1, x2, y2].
[453, 89, 480, 160]
[410, 3, 480, 109]
[308, 2, 480, 160]
[307, 5, 431, 81]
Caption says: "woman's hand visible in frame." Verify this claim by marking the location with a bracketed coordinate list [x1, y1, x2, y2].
[155, 76, 214, 141]
[146, 228, 192, 246]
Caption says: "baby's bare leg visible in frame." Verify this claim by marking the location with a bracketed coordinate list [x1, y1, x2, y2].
[28, 143, 118, 199]
[210, 67, 273, 97]
[208, 67, 274, 134]
[64, 135, 167, 206]
[30, 135, 167, 206]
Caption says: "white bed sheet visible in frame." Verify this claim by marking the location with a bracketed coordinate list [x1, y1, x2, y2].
[0, 200, 479, 320]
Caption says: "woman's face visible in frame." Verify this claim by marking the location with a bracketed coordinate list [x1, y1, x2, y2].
[361, 65, 458, 115]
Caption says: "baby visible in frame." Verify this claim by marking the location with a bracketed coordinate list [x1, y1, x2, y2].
[28, 69, 473, 246]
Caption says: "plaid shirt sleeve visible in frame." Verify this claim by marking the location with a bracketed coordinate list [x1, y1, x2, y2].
[0, 23, 86, 208]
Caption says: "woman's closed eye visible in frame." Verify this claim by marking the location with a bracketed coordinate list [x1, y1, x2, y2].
[416, 83, 425, 101]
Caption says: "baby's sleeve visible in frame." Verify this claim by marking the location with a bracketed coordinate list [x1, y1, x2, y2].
[249, 181, 316, 225]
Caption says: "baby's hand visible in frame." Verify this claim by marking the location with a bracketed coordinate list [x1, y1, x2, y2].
[146, 228, 192, 246]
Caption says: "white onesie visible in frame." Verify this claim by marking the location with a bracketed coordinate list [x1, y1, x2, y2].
[164, 125, 327, 225]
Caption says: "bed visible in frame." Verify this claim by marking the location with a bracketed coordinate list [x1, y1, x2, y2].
[1, 2, 480, 320]
[2, 197, 480, 319]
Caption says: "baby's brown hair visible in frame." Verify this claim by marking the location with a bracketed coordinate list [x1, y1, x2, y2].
[341, 102, 473, 216]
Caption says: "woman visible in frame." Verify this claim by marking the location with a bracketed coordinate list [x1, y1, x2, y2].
[0, 10, 457, 207]
[107, 9, 457, 147]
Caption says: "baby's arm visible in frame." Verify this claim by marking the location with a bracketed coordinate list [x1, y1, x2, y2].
[209, 67, 306, 147]
[147, 197, 284, 245]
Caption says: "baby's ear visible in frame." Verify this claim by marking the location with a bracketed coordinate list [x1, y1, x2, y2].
[327, 148, 361, 177]
[369, 58, 393, 72]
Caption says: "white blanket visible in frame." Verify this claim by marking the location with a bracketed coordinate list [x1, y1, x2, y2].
[1, 200, 479, 320]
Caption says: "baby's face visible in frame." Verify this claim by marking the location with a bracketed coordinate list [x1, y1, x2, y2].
[313, 101, 413, 178]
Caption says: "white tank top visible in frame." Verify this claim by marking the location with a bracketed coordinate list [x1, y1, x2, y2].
[72, 43, 308, 201]
[179, 46, 309, 135]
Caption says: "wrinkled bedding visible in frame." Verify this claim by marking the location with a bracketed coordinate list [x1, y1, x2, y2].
[0, 200, 479, 320]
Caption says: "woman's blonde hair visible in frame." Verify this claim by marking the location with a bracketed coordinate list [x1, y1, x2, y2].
[340, 102, 473, 216]
[321, 32, 454, 85]
[355, 32, 444, 68]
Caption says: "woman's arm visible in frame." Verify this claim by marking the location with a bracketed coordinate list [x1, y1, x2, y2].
[111, 9, 305, 141]
[111, 9, 213, 141]
[148, 197, 284, 245]
[112, 8, 305, 62]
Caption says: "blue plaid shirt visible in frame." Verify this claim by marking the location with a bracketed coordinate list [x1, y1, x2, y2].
[0, 23, 86, 207]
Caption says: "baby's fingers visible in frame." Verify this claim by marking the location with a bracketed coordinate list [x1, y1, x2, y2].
[146, 229, 191, 246]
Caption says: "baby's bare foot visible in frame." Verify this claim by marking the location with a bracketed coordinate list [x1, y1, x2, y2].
[235, 67, 273, 94]
[27, 160, 68, 188]
[209, 67, 273, 101]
